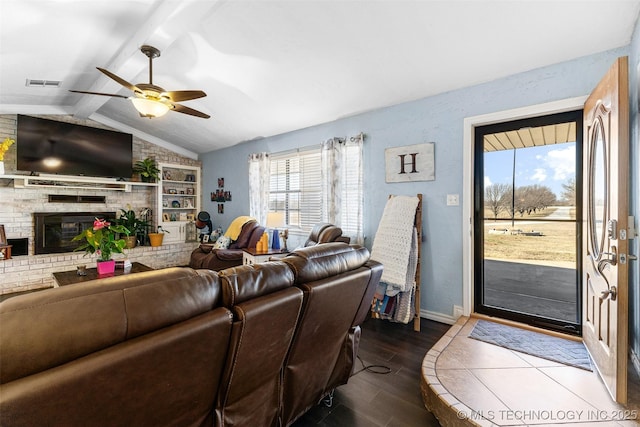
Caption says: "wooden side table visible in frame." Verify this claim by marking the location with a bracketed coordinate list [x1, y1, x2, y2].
[53, 262, 154, 286]
[242, 248, 289, 266]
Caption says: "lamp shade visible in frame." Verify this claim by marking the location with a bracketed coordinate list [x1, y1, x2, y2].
[266, 212, 285, 228]
[130, 97, 171, 118]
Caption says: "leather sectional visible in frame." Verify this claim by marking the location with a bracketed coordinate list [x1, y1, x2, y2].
[0, 242, 382, 427]
[189, 221, 351, 272]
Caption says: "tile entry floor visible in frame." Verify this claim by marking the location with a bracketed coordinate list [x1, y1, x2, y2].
[422, 316, 640, 426]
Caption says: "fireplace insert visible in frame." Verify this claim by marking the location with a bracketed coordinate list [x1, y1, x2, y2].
[34, 212, 116, 255]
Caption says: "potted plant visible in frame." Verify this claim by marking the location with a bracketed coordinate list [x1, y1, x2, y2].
[72, 218, 129, 275]
[132, 158, 160, 182]
[148, 225, 170, 247]
[116, 207, 150, 248]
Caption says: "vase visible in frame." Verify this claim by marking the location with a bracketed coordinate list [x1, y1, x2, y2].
[96, 259, 116, 275]
[0, 161, 4, 175]
[124, 235, 137, 249]
[148, 233, 164, 247]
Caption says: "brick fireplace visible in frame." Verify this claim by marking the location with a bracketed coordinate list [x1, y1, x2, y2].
[0, 113, 202, 295]
[34, 212, 115, 255]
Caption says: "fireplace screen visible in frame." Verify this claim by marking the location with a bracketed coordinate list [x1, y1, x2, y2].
[34, 212, 115, 255]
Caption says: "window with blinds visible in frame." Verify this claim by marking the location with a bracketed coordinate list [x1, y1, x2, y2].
[267, 142, 363, 240]
[269, 148, 323, 231]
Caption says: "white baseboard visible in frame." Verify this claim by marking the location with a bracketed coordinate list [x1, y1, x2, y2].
[420, 309, 457, 325]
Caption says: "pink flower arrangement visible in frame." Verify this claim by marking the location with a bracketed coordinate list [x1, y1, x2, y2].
[73, 217, 129, 261]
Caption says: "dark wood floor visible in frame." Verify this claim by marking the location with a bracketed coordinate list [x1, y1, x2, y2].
[292, 317, 450, 427]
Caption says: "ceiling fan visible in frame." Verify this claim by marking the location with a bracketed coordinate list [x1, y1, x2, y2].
[70, 45, 210, 119]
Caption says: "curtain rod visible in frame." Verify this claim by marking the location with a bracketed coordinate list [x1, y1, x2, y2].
[328, 132, 366, 145]
[269, 142, 320, 158]
[260, 132, 366, 158]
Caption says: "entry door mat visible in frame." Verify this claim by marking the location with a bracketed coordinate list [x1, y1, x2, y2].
[469, 320, 592, 371]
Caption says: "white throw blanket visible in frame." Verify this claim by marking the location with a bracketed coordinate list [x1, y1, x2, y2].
[370, 195, 420, 295]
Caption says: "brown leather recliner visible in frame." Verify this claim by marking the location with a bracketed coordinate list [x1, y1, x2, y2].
[215, 262, 303, 427]
[303, 223, 350, 246]
[189, 220, 265, 271]
[279, 243, 382, 426]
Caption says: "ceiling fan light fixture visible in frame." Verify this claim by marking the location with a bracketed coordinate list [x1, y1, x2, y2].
[130, 97, 171, 118]
[70, 45, 209, 119]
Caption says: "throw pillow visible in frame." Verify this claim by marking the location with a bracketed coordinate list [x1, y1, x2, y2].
[214, 235, 232, 249]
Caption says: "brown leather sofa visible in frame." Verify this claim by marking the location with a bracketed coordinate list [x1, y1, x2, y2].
[189, 219, 265, 271]
[0, 243, 382, 427]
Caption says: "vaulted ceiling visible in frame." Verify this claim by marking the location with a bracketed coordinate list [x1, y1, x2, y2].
[1, 1, 639, 158]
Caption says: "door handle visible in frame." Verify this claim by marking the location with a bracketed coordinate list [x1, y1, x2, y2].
[600, 286, 617, 302]
[597, 246, 618, 273]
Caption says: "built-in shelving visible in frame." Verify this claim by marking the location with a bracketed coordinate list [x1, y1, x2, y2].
[157, 163, 201, 243]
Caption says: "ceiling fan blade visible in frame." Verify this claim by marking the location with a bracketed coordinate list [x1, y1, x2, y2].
[69, 89, 129, 99]
[96, 67, 141, 93]
[164, 90, 207, 102]
[172, 103, 211, 119]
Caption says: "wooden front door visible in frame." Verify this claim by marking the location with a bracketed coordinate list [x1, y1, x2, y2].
[582, 56, 629, 404]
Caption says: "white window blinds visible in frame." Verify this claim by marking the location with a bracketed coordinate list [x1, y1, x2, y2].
[269, 148, 322, 231]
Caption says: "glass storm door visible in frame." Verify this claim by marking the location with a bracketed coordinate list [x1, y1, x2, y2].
[474, 110, 583, 334]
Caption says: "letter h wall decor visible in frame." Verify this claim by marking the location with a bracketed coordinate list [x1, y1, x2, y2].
[384, 142, 435, 183]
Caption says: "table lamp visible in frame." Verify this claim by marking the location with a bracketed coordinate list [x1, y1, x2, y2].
[266, 212, 285, 250]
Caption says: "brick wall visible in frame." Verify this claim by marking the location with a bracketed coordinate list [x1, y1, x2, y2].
[0, 114, 202, 294]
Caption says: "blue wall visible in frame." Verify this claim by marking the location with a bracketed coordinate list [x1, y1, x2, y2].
[201, 46, 630, 319]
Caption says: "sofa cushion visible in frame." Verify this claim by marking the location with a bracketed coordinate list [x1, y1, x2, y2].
[246, 224, 266, 249]
[0, 267, 222, 384]
[1, 308, 233, 427]
[304, 223, 349, 246]
[228, 221, 257, 249]
[215, 249, 243, 261]
[282, 242, 370, 284]
[219, 262, 295, 306]
[317, 226, 344, 243]
[214, 235, 232, 249]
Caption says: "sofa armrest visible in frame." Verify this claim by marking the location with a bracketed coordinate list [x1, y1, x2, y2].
[215, 249, 243, 261]
[198, 244, 214, 254]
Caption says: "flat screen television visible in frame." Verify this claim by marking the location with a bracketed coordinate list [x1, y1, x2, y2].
[16, 115, 133, 179]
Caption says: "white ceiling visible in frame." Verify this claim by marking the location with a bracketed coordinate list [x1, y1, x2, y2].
[1, 0, 639, 158]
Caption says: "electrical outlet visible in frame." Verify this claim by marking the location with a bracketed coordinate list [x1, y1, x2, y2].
[446, 194, 459, 206]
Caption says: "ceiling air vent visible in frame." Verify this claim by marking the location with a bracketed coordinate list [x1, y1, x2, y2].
[25, 79, 62, 88]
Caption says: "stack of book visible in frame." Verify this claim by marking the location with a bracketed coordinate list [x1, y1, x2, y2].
[115, 259, 132, 269]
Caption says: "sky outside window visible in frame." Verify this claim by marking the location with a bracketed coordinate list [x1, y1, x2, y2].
[484, 141, 576, 200]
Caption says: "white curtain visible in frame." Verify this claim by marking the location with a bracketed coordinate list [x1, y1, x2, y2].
[321, 135, 364, 245]
[321, 138, 342, 227]
[248, 152, 270, 225]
